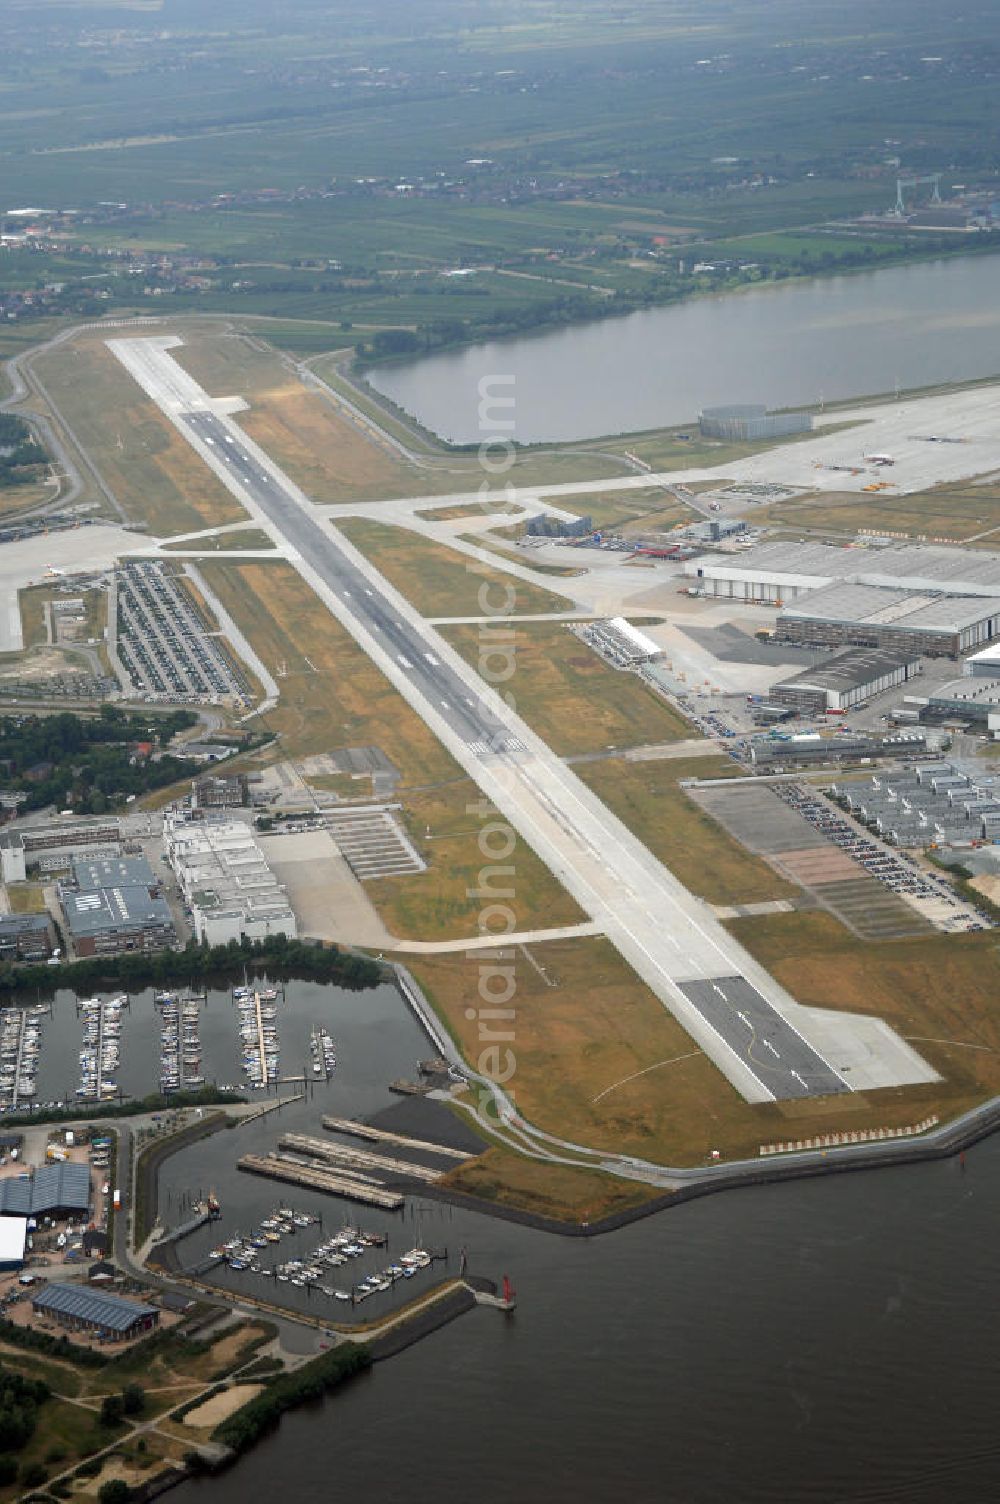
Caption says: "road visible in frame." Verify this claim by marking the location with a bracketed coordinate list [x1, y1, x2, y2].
[104, 334, 938, 1103]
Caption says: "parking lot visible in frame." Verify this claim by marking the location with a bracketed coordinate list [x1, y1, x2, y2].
[772, 782, 990, 933]
[115, 560, 251, 706]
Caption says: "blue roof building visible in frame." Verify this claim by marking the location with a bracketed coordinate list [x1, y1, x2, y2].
[31, 1282, 159, 1341]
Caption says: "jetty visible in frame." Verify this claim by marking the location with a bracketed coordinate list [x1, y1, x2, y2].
[237, 1152, 404, 1210]
[279, 1132, 444, 1183]
[321, 1116, 472, 1161]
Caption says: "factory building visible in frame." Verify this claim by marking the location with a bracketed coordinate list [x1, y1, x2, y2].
[963, 643, 1000, 678]
[922, 677, 1000, 726]
[60, 854, 176, 958]
[770, 646, 922, 715]
[685, 539, 1000, 604]
[749, 731, 926, 767]
[698, 405, 813, 441]
[834, 762, 1000, 845]
[775, 583, 1000, 658]
[163, 813, 296, 946]
[580, 617, 662, 667]
[0, 913, 53, 961]
[0, 1162, 90, 1220]
[30, 1284, 159, 1343]
[0, 821, 121, 884]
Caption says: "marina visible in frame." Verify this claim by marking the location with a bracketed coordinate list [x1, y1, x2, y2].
[207, 1208, 438, 1305]
[234, 984, 281, 1090]
[75, 993, 126, 1101]
[321, 1115, 472, 1161]
[0, 1004, 47, 1111]
[310, 1025, 336, 1081]
[155, 990, 206, 1093]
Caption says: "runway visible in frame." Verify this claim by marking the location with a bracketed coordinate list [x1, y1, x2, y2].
[676, 978, 849, 1099]
[105, 334, 940, 1104]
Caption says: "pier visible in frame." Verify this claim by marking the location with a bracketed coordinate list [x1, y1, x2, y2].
[280, 1132, 445, 1184]
[0, 1006, 45, 1111]
[321, 1116, 472, 1162]
[76, 994, 125, 1101]
[237, 1152, 404, 1209]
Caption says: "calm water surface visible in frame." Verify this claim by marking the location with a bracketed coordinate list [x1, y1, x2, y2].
[166, 1128, 1000, 1503]
[368, 253, 1000, 443]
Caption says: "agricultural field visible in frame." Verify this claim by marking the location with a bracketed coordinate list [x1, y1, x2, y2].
[29, 335, 246, 536]
[440, 621, 691, 756]
[197, 558, 461, 783]
[334, 518, 572, 615]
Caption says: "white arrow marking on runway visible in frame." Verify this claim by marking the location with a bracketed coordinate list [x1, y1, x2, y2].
[764, 1040, 780, 1058]
[425, 652, 440, 665]
[397, 655, 412, 668]
[712, 984, 727, 999]
[790, 1070, 806, 1086]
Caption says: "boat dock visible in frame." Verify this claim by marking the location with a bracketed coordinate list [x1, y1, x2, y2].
[0, 1005, 47, 1111]
[238, 1152, 404, 1210]
[234, 984, 280, 1090]
[280, 1132, 444, 1184]
[321, 1116, 472, 1161]
[156, 991, 205, 1092]
[76, 994, 126, 1101]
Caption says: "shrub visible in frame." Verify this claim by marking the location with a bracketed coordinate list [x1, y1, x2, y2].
[98, 1482, 132, 1504]
[100, 1394, 124, 1427]
[0, 1456, 16, 1485]
[120, 1384, 145, 1418]
[20, 1461, 48, 1487]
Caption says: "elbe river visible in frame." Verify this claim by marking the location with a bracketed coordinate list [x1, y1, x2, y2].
[172, 1138, 1000, 1503]
[368, 252, 1000, 444]
[175, 257, 1000, 1501]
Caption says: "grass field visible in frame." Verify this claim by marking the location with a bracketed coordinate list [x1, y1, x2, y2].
[732, 910, 1000, 1118]
[440, 621, 691, 756]
[172, 328, 419, 502]
[6, 883, 47, 914]
[334, 517, 572, 615]
[369, 778, 583, 940]
[442, 1146, 662, 1223]
[408, 916, 987, 1183]
[752, 479, 1000, 544]
[578, 756, 799, 906]
[198, 558, 460, 783]
[162, 528, 275, 552]
[30, 335, 247, 536]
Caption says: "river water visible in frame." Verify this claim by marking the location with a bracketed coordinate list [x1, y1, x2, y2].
[367, 253, 1000, 443]
[168, 1133, 1000, 1503]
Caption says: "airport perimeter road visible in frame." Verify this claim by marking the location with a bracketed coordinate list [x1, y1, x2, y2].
[106, 336, 938, 1104]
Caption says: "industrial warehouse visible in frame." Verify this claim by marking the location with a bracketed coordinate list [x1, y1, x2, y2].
[774, 583, 1000, 657]
[30, 1283, 159, 1343]
[163, 811, 297, 944]
[685, 541, 1000, 657]
[770, 646, 923, 714]
[59, 853, 176, 958]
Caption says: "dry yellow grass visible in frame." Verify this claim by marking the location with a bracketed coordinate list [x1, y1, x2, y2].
[31, 335, 246, 535]
[336, 517, 571, 615]
[411, 915, 1000, 1181]
[172, 329, 414, 501]
[370, 780, 584, 940]
[578, 756, 799, 905]
[198, 558, 459, 783]
[441, 621, 691, 755]
[443, 1147, 662, 1223]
